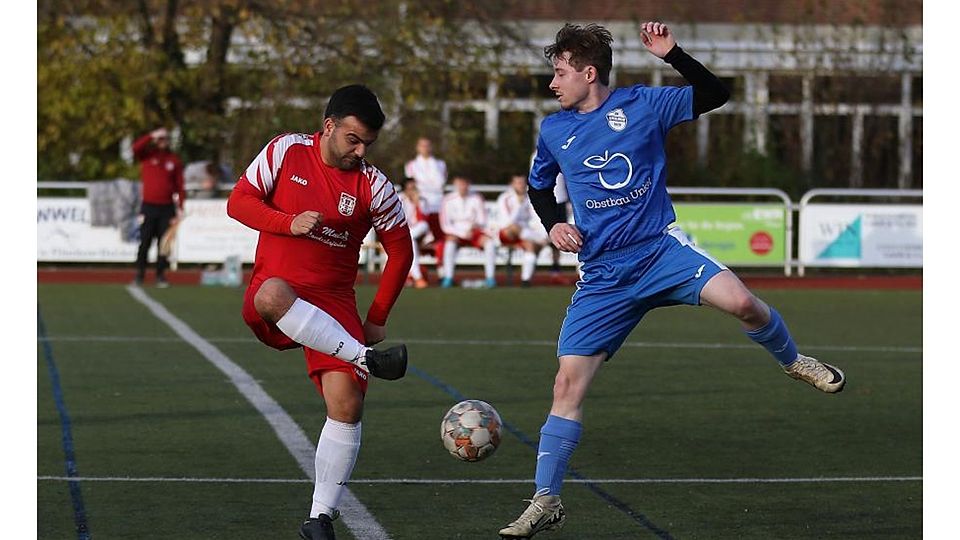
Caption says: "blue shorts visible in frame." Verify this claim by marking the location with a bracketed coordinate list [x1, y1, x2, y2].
[557, 226, 727, 360]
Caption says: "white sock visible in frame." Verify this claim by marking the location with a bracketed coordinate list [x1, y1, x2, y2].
[310, 418, 362, 518]
[443, 239, 458, 280]
[484, 241, 496, 280]
[521, 251, 537, 281]
[276, 298, 367, 363]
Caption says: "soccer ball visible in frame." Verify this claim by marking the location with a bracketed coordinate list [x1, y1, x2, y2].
[440, 399, 503, 462]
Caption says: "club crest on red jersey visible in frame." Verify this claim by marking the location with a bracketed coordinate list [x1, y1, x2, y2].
[338, 192, 357, 216]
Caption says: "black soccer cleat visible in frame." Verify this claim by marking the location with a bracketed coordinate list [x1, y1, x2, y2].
[364, 344, 408, 381]
[299, 514, 336, 540]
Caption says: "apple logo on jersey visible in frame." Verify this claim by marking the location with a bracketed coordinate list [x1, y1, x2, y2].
[583, 150, 634, 190]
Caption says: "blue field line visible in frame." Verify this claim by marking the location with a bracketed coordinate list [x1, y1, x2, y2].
[409, 365, 673, 540]
[38, 307, 91, 540]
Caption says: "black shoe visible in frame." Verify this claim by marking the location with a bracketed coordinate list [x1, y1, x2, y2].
[364, 344, 408, 381]
[521, 280, 532, 288]
[299, 514, 336, 540]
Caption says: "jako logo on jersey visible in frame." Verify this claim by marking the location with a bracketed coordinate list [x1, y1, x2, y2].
[583, 150, 634, 190]
[291, 174, 308, 186]
[606, 108, 628, 131]
[338, 193, 357, 216]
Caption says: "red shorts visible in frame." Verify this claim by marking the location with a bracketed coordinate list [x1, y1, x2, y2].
[242, 277, 369, 395]
[498, 230, 522, 247]
[450, 228, 490, 249]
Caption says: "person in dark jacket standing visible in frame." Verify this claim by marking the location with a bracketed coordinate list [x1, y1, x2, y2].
[132, 127, 185, 287]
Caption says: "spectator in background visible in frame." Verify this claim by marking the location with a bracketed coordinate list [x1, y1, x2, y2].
[496, 175, 549, 287]
[184, 160, 227, 199]
[550, 173, 571, 278]
[404, 137, 447, 276]
[398, 177, 431, 288]
[439, 175, 497, 288]
[132, 127, 185, 287]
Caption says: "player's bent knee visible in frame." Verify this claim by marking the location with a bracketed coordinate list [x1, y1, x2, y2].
[254, 277, 297, 323]
[325, 394, 364, 424]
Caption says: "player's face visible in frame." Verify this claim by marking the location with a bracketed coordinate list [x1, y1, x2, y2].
[454, 177, 469, 196]
[549, 52, 591, 110]
[511, 176, 527, 194]
[323, 116, 379, 170]
[416, 138, 432, 157]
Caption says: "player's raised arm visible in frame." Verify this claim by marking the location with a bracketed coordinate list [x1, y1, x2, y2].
[227, 134, 314, 235]
[641, 21, 730, 116]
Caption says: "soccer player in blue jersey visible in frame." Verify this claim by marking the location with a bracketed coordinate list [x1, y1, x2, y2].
[498, 22, 846, 539]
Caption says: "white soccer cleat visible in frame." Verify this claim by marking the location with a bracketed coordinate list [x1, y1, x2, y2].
[499, 488, 566, 539]
[784, 354, 845, 393]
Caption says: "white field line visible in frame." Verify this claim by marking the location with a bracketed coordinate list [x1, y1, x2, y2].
[37, 335, 923, 354]
[38, 475, 922, 485]
[125, 285, 390, 540]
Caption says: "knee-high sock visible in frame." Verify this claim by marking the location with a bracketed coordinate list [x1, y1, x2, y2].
[745, 306, 799, 366]
[443, 239, 458, 280]
[276, 298, 367, 362]
[521, 251, 538, 281]
[310, 418, 362, 518]
[484, 241, 496, 280]
[534, 415, 582, 496]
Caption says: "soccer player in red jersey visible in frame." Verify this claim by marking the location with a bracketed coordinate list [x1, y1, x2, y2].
[227, 85, 413, 540]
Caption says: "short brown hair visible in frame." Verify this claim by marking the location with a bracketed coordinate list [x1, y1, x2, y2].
[544, 23, 614, 86]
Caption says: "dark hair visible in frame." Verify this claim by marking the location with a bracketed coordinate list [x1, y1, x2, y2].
[402, 176, 417, 189]
[324, 84, 385, 131]
[544, 23, 614, 86]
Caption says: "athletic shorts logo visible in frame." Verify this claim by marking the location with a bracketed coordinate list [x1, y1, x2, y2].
[606, 108, 628, 131]
[338, 193, 357, 216]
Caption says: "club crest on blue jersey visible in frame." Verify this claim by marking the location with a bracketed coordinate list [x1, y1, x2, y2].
[338, 192, 357, 216]
[606, 108, 628, 131]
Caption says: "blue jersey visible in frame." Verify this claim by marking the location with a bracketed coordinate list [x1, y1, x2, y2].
[530, 84, 694, 261]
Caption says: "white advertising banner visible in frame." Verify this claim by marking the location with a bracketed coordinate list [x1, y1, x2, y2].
[38, 198, 145, 262]
[37, 198, 258, 263]
[175, 199, 259, 263]
[799, 204, 923, 268]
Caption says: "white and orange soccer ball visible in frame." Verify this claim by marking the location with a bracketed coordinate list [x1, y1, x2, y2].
[440, 399, 503, 462]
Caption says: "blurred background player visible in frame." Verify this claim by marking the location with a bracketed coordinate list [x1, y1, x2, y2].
[131, 126, 185, 287]
[226, 85, 413, 540]
[439, 175, 497, 288]
[496, 175, 549, 287]
[499, 22, 846, 539]
[398, 177, 431, 288]
[404, 136, 448, 277]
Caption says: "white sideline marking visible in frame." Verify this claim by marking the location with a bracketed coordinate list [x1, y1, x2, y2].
[39, 475, 922, 485]
[37, 335, 923, 354]
[125, 285, 390, 540]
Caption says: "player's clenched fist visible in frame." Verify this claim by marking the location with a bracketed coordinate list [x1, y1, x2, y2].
[290, 210, 323, 236]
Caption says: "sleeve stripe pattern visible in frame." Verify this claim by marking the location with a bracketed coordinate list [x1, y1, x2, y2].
[365, 163, 406, 232]
[243, 133, 312, 194]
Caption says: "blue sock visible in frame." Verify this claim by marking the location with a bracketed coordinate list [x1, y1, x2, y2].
[534, 415, 582, 496]
[745, 307, 799, 366]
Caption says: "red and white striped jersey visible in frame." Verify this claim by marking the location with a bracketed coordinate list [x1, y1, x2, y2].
[495, 189, 534, 230]
[228, 132, 411, 324]
[440, 191, 487, 239]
